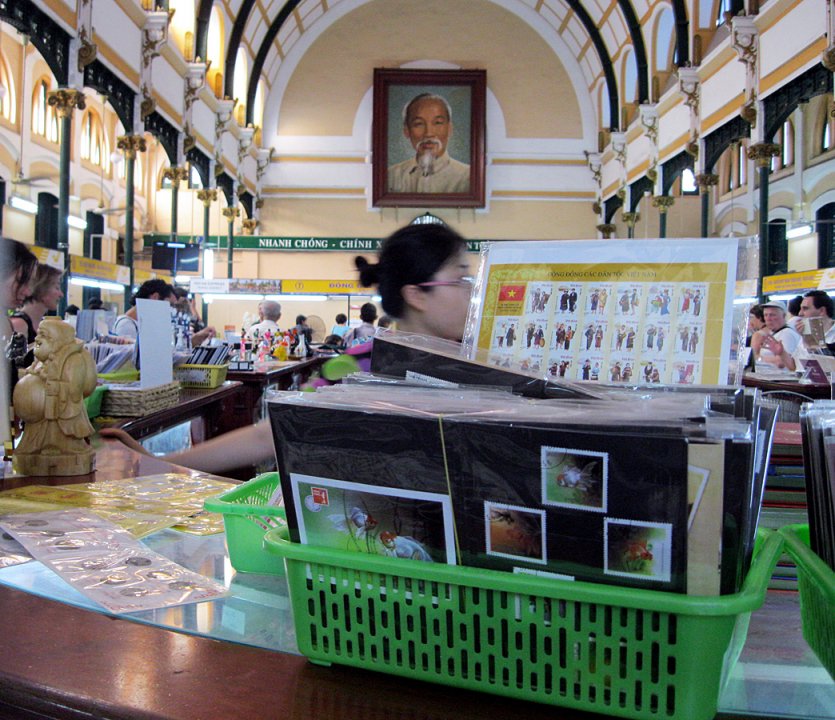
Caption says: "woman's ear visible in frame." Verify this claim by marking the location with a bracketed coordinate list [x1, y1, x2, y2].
[401, 284, 430, 314]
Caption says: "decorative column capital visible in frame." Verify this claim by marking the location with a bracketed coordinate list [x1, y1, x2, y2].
[677, 66, 700, 109]
[747, 142, 781, 168]
[241, 218, 258, 235]
[117, 135, 148, 159]
[621, 212, 640, 228]
[46, 89, 86, 119]
[731, 16, 759, 68]
[162, 166, 189, 186]
[651, 196, 675, 213]
[695, 173, 719, 193]
[823, 45, 835, 73]
[222, 207, 240, 222]
[639, 104, 659, 145]
[596, 223, 617, 239]
[196, 188, 218, 207]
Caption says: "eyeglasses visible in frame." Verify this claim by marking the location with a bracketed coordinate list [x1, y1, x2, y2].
[417, 276, 475, 289]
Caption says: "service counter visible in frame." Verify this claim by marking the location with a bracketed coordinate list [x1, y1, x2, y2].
[0, 441, 832, 720]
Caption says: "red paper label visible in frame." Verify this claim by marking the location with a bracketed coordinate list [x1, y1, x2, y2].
[311, 487, 329, 506]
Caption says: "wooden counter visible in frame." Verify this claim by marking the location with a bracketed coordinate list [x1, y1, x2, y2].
[227, 357, 324, 423]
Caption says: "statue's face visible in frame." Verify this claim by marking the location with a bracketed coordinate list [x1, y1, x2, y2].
[34, 328, 57, 361]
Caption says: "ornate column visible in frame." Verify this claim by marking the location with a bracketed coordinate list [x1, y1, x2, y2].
[222, 206, 239, 278]
[731, 16, 760, 127]
[639, 105, 659, 192]
[140, 8, 173, 119]
[652, 196, 675, 238]
[748, 143, 781, 295]
[196, 188, 217, 248]
[678, 66, 701, 160]
[117, 135, 148, 308]
[255, 148, 273, 225]
[162, 166, 189, 242]
[585, 152, 604, 235]
[695, 173, 719, 237]
[241, 218, 257, 235]
[611, 132, 628, 205]
[47, 89, 86, 312]
[621, 212, 639, 239]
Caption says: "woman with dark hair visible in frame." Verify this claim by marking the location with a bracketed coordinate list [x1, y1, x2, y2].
[10, 264, 64, 362]
[2, 238, 39, 440]
[101, 223, 474, 473]
[353, 223, 470, 341]
[1, 237, 38, 313]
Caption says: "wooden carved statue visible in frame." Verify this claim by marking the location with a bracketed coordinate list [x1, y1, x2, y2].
[12, 318, 98, 476]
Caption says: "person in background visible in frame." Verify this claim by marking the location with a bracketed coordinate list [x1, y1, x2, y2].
[64, 304, 80, 317]
[343, 302, 378, 347]
[788, 295, 803, 320]
[113, 279, 175, 339]
[293, 314, 314, 355]
[1, 238, 38, 426]
[746, 304, 764, 347]
[115, 279, 216, 345]
[248, 300, 282, 336]
[377, 315, 393, 330]
[87, 297, 104, 310]
[101, 222, 472, 473]
[172, 286, 207, 335]
[764, 290, 835, 371]
[752, 300, 802, 369]
[330, 313, 349, 339]
[10, 264, 64, 366]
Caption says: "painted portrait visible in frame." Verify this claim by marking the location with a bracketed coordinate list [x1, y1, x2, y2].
[372, 68, 486, 208]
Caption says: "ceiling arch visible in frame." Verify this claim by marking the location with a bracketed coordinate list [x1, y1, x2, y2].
[203, 0, 688, 136]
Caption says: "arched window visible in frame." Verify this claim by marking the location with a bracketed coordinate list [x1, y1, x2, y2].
[80, 110, 109, 170]
[32, 77, 59, 143]
[189, 165, 203, 189]
[819, 101, 834, 155]
[233, 47, 248, 124]
[654, 9, 675, 75]
[253, 79, 265, 130]
[720, 141, 748, 193]
[207, 6, 224, 97]
[771, 120, 794, 172]
[0, 48, 15, 122]
[623, 50, 638, 106]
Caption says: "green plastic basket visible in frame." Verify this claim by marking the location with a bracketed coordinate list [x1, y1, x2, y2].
[264, 528, 783, 720]
[203, 472, 286, 576]
[84, 385, 107, 421]
[779, 524, 835, 679]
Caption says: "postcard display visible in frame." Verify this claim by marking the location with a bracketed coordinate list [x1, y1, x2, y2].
[464, 238, 738, 387]
[269, 381, 764, 596]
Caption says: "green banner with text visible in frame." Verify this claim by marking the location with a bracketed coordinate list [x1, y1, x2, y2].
[143, 234, 485, 252]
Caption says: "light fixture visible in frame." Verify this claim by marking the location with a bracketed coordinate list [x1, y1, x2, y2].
[9, 195, 38, 214]
[264, 294, 327, 303]
[786, 223, 813, 239]
[67, 215, 87, 230]
[70, 277, 125, 292]
[174, 275, 192, 284]
[733, 296, 759, 305]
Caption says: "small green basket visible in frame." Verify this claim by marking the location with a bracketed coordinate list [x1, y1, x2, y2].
[264, 527, 783, 720]
[84, 385, 107, 421]
[779, 524, 835, 679]
[203, 472, 286, 576]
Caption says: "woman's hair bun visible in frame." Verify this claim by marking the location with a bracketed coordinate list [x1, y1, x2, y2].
[355, 255, 380, 287]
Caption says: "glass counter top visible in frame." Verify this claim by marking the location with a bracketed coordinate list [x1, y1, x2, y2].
[0, 528, 831, 719]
